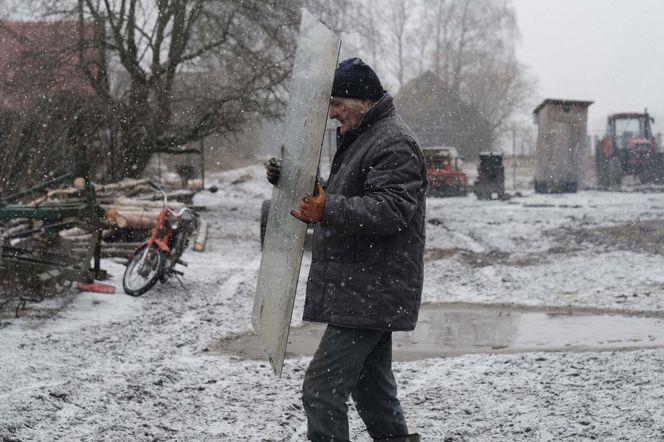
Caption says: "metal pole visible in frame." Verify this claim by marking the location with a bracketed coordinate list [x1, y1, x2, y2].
[200, 139, 205, 190]
[109, 127, 115, 181]
[512, 127, 517, 190]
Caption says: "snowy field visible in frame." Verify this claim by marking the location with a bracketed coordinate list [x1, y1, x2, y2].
[1, 164, 663, 441]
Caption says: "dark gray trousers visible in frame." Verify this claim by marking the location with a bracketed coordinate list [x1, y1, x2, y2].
[302, 325, 409, 442]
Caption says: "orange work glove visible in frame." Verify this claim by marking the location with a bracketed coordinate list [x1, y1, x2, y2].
[291, 182, 326, 224]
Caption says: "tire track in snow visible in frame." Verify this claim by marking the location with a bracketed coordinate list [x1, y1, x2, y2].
[215, 252, 261, 303]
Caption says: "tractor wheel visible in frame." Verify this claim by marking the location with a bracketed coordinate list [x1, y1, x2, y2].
[655, 153, 664, 183]
[474, 184, 490, 200]
[638, 163, 656, 184]
[595, 149, 608, 187]
[638, 169, 652, 184]
[606, 157, 623, 188]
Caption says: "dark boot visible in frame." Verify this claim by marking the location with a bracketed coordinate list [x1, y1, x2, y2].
[374, 434, 421, 442]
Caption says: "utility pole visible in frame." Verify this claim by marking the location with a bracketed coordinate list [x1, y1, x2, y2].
[512, 126, 517, 190]
[200, 139, 205, 190]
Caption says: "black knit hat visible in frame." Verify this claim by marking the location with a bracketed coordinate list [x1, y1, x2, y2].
[331, 57, 384, 101]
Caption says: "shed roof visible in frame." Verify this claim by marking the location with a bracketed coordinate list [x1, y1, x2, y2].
[533, 99, 593, 116]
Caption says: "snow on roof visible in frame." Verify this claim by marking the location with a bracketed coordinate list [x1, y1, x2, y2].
[533, 98, 594, 115]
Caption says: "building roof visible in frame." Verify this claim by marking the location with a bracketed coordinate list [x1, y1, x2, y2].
[533, 98, 594, 116]
[0, 20, 104, 109]
[394, 71, 492, 157]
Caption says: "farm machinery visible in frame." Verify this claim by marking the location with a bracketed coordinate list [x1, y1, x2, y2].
[473, 152, 505, 200]
[0, 174, 104, 312]
[422, 146, 469, 197]
[595, 111, 663, 186]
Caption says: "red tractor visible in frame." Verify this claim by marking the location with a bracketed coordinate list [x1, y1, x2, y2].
[422, 146, 469, 197]
[595, 111, 663, 186]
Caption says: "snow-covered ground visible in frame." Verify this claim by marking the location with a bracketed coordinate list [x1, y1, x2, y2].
[1, 164, 663, 441]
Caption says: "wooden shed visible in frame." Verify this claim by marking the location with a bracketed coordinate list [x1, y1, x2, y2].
[533, 99, 593, 193]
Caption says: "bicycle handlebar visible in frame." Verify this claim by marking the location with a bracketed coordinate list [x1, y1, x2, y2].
[167, 207, 193, 217]
[149, 181, 198, 219]
[148, 181, 168, 208]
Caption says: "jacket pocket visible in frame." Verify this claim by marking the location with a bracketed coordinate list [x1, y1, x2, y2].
[354, 236, 387, 263]
[325, 260, 382, 319]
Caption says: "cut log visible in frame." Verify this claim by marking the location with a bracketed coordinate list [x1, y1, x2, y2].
[73, 177, 86, 189]
[104, 207, 120, 226]
[194, 220, 208, 252]
[188, 179, 204, 190]
[101, 229, 116, 240]
[114, 210, 161, 229]
[94, 178, 150, 193]
[103, 207, 160, 228]
[111, 196, 184, 210]
[27, 195, 49, 206]
[59, 227, 90, 239]
[0, 223, 33, 240]
[46, 188, 82, 199]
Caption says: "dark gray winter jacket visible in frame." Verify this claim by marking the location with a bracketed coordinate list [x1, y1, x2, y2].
[303, 93, 427, 331]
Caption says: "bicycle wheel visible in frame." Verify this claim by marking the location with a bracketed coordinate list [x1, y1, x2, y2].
[122, 244, 166, 296]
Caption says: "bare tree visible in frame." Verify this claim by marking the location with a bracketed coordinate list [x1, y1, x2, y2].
[417, 0, 533, 147]
[350, 2, 384, 72]
[12, 0, 302, 180]
[383, 0, 409, 88]
[0, 92, 106, 194]
[410, 8, 431, 77]
[303, 0, 352, 35]
[87, 0, 299, 179]
[464, 54, 535, 146]
[318, 0, 533, 149]
[425, 0, 456, 80]
[421, 0, 508, 94]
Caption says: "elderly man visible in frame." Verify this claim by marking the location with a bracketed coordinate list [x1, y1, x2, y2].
[267, 58, 426, 442]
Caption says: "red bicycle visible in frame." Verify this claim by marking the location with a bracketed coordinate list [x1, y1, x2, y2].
[122, 183, 198, 296]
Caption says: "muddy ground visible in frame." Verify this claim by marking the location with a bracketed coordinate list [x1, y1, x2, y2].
[424, 218, 664, 269]
[1, 166, 664, 441]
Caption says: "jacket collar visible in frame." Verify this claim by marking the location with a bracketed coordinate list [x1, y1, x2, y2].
[337, 93, 395, 150]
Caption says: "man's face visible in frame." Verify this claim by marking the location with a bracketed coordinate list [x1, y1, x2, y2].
[329, 97, 366, 135]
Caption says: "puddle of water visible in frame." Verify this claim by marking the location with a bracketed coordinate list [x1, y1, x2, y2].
[211, 304, 664, 361]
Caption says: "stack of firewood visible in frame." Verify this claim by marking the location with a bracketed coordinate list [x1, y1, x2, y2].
[4, 177, 208, 260]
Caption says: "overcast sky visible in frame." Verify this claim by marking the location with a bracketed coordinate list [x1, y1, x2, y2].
[513, 0, 664, 136]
